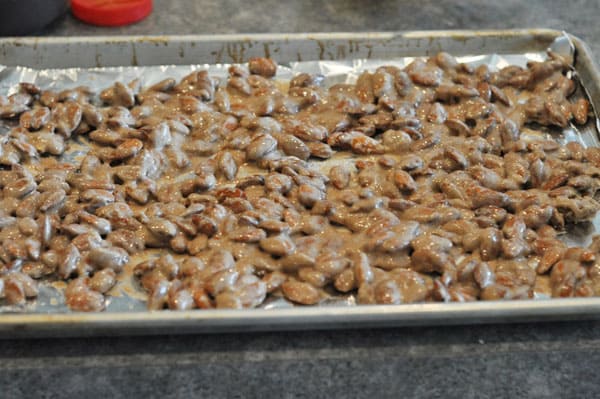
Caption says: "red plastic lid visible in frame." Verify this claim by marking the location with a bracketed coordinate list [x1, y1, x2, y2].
[71, 0, 153, 27]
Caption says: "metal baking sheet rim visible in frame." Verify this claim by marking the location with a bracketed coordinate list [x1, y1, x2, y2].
[4, 299, 600, 337]
[1, 29, 600, 337]
[0, 298, 600, 338]
[0, 29, 585, 68]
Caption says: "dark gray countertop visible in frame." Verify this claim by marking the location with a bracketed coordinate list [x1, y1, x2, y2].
[4, 1, 600, 398]
[42, 0, 600, 57]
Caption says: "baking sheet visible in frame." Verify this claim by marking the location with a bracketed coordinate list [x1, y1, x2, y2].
[2, 30, 600, 336]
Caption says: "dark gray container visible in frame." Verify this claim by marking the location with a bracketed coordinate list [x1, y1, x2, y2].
[0, 0, 68, 36]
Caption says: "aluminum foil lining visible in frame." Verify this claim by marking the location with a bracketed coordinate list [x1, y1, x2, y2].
[1, 34, 598, 314]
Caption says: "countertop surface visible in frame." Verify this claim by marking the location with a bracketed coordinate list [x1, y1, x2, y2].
[4, 1, 600, 398]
